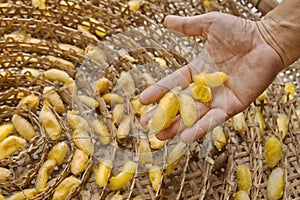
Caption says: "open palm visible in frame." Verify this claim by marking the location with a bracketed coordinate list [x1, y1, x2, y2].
[139, 12, 283, 142]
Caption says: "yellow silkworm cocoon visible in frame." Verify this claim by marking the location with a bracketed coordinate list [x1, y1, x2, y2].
[128, 0, 143, 10]
[58, 43, 85, 55]
[90, 119, 110, 145]
[232, 112, 246, 135]
[113, 104, 124, 124]
[142, 73, 156, 85]
[131, 96, 144, 116]
[46, 55, 75, 70]
[32, 0, 46, 9]
[211, 126, 227, 150]
[44, 69, 74, 85]
[0, 124, 14, 142]
[154, 57, 167, 68]
[0, 136, 26, 160]
[48, 142, 68, 166]
[0, 194, 3, 200]
[0, 167, 11, 181]
[178, 93, 197, 127]
[189, 83, 211, 104]
[43, 86, 65, 114]
[111, 194, 123, 200]
[116, 115, 131, 140]
[194, 71, 228, 87]
[148, 134, 165, 150]
[138, 138, 153, 166]
[148, 90, 179, 133]
[277, 113, 288, 139]
[234, 190, 250, 200]
[17, 94, 39, 109]
[39, 102, 62, 140]
[95, 159, 113, 187]
[8, 188, 36, 200]
[94, 77, 111, 94]
[86, 45, 107, 64]
[257, 90, 267, 101]
[36, 159, 56, 192]
[71, 149, 89, 175]
[102, 93, 124, 106]
[267, 167, 284, 200]
[108, 161, 137, 190]
[78, 95, 99, 109]
[78, 24, 99, 41]
[67, 111, 90, 132]
[12, 114, 35, 141]
[255, 108, 265, 136]
[52, 176, 81, 200]
[166, 142, 186, 175]
[115, 71, 135, 95]
[264, 136, 282, 168]
[148, 165, 162, 191]
[237, 164, 251, 194]
[73, 129, 93, 155]
[284, 82, 295, 95]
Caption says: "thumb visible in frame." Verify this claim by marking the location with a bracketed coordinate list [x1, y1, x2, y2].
[164, 14, 214, 36]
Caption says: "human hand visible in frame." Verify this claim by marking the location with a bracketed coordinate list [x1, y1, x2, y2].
[139, 12, 283, 142]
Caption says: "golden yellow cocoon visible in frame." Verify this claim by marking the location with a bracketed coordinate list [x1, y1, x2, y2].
[194, 71, 228, 87]
[52, 176, 81, 200]
[117, 115, 131, 140]
[31, 0, 46, 9]
[39, 102, 62, 140]
[48, 142, 68, 166]
[255, 108, 265, 137]
[189, 83, 211, 104]
[277, 113, 288, 139]
[36, 159, 56, 192]
[78, 95, 99, 109]
[234, 190, 250, 200]
[0, 167, 11, 181]
[211, 126, 227, 150]
[94, 77, 111, 94]
[284, 82, 295, 95]
[142, 73, 156, 85]
[267, 167, 284, 200]
[108, 161, 137, 190]
[95, 159, 113, 187]
[44, 69, 74, 85]
[102, 93, 124, 106]
[237, 164, 251, 194]
[148, 91, 179, 133]
[67, 110, 90, 132]
[148, 134, 165, 150]
[128, 0, 143, 10]
[138, 138, 153, 166]
[43, 86, 65, 114]
[232, 112, 246, 135]
[264, 136, 282, 168]
[166, 142, 186, 175]
[71, 149, 89, 175]
[8, 188, 36, 200]
[73, 129, 93, 155]
[0, 136, 26, 160]
[113, 103, 125, 125]
[12, 114, 35, 141]
[90, 119, 110, 145]
[148, 165, 162, 191]
[17, 94, 39, 109]
[0, 124, 14, 142]
[178, 93, 197, 127]
[257, 90, 268, 101]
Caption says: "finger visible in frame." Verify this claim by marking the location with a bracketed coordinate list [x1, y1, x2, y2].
[164, 14, 213, 36]
[139, 65, 192, 105]
[180, 108, 227, 142]
[156, 102, 210, 140]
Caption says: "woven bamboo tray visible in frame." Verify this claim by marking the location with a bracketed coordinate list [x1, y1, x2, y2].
[0, 0, 299, 199]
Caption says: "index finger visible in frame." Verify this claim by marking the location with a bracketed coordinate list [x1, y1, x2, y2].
[139, 65, 193, 105]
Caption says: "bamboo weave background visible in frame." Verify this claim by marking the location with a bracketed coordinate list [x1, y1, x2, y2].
[0, 0, 299, 199]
